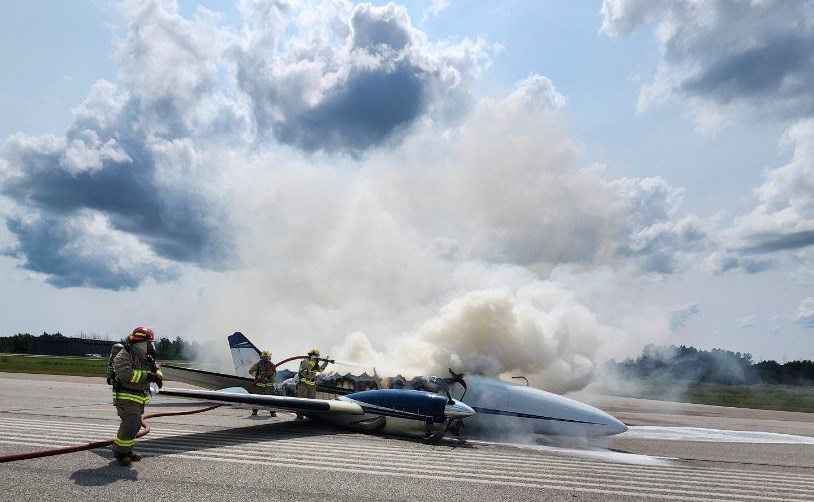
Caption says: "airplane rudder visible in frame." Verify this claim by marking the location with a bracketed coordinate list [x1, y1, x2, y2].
[228, 331, 259, 351]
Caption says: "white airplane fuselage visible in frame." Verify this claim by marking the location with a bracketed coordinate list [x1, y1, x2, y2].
[190, 332, 631, 441]
[453, 375, 628, 438]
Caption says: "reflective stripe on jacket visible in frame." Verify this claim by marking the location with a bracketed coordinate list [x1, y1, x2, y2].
[112, 342, 158, 404]
[249, 359, 277, 384]
[112, 389, 151, 404]
[298, 358, 324, 385]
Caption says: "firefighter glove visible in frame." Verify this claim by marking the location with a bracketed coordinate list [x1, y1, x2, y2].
[147, 372, 164, 388]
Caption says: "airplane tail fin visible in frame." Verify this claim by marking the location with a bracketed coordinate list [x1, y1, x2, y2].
[228, 332, 261, 378]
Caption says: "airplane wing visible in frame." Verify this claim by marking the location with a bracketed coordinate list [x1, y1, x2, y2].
[161, 363, 252, 390]
[156, 386, 364, 415]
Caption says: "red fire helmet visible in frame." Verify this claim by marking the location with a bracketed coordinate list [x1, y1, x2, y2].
[129, 327, 154, 342]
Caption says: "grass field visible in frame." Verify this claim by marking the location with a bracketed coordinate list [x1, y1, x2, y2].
[605, 382, 814, 413]
[0, 354, 108, 377]
[0, 354, 191, 378]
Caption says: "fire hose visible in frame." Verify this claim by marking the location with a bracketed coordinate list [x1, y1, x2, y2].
[0, 404, 223, 463]
[274, 355, 335, 367]
[0, 354, 333, 463]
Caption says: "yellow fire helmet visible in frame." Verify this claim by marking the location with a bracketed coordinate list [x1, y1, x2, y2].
[260, 349, 271, 358]
[307, 348, 320, 356]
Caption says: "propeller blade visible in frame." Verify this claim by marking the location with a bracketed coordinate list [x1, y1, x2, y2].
[446, 368, 467, 400]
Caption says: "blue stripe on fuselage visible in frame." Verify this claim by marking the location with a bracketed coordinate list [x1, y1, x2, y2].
[471, 407, 602, 425]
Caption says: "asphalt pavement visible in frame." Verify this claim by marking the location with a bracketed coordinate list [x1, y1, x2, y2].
[1, 373, 812, 501]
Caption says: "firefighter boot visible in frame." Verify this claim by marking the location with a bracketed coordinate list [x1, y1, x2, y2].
[129, 452, 143, 462]
[116, 454, 132, 466]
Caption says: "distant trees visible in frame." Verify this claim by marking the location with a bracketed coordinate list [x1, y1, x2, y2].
[154, 336, 201, 360]
[0, 333, 35, 353]
[0, 332, 199, 361]
[607, 344, 814, 386]
[753, 359, 814, 385]
[0, 332, 64, 354]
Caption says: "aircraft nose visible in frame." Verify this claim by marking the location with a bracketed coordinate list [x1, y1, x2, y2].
[605, 415, 628, 435]
[444, 400, 475, 418]
[592, 411, 628, 436]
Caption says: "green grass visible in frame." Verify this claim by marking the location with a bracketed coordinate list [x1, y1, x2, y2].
[0, 354, 194, 378]
[683, 383, 814, 413]
[0, 354, 108, 377]
[606, 382, 814, 413]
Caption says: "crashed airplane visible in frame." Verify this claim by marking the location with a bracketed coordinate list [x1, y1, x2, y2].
[158, 332, 627, 442]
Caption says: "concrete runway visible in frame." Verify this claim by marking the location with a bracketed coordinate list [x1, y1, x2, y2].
[1, 373, 813, 501]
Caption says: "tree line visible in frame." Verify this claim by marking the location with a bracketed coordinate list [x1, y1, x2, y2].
[3, 334, 812, 384]
[607, 344, 814, 386]
[0, 332, 200, 361]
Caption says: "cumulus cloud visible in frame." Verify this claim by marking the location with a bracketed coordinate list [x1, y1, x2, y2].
[612, 177, 707, 274]
[707, 119, 814, 272]
[669, 301, 698, 331]
[234, 1, 493, 155]
[600, 0, 671, 38]
[0, 2, 477, 291]
[731, 120, 814, 252]
[501, 74, 567, 113]
[0, 104, 234, 288]
[602, 0, 814, 126]
[737, 315, 755, 328]
[421, 0, 450, 22]
[704, 251, 774, 275]
[795, 297, 814, 328]
[602, 1, 814, 277]
[0, 3, 244, 289]
[4, 210, 178, 289]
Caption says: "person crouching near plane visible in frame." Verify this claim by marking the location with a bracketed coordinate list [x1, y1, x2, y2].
[111, 327, 163, 466]
[296, 348, 329, 418]
[249, 349, 277, 417]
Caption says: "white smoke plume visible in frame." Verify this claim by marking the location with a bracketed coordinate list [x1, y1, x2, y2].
[1, 1, 687, 393]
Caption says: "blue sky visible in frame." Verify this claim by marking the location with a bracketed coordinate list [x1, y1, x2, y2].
[1, 1, 812, 390]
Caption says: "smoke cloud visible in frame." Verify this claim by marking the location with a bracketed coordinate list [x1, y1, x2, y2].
[1, 1, 699, 392]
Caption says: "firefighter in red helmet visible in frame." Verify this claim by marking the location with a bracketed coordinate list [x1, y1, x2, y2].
[111, 327, 163, 466]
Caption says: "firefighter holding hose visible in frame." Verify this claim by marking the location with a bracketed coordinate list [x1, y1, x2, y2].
[294, 348, 333, 418]
[111, 327, 163, 466]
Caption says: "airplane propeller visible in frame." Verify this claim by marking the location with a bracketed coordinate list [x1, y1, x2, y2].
[422, 369, 470, 444]
[446, 368, 467, 400]
[429, 368, 468, 404]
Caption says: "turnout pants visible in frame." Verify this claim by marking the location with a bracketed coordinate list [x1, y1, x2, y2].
[251, 381, 275, 413]
[296, 382, 316, 399]
[113, 400, 145, 456]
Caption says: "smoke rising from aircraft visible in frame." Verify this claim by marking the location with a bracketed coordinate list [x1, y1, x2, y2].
[1, 2, 691, 392]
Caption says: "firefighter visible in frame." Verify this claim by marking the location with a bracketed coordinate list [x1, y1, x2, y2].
[111, 327, 163, 466]
[297, 348, 329, 399]
[248, 349, 277, 416]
